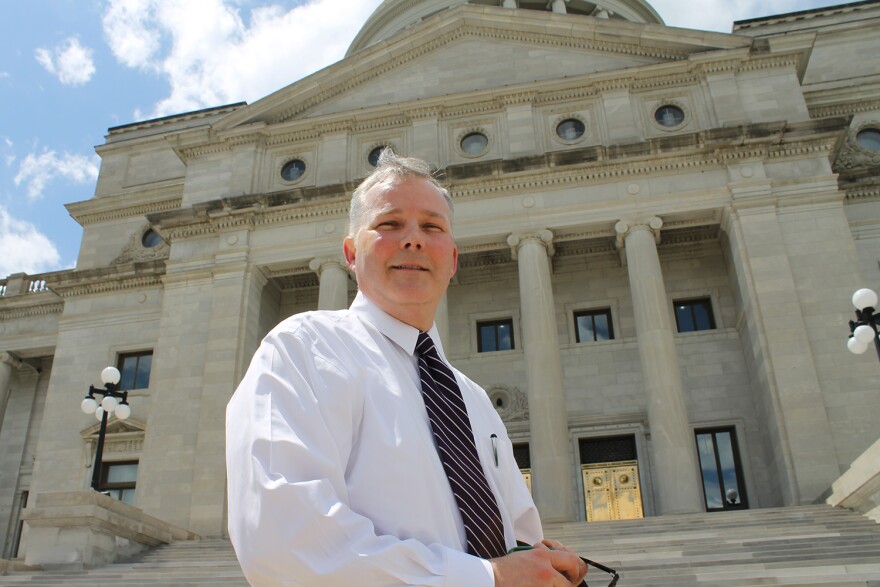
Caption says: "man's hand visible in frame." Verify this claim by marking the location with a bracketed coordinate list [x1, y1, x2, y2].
[490, 541, 588, 587]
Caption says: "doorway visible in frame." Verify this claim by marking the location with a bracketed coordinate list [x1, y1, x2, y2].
[579, 435, 644, 522]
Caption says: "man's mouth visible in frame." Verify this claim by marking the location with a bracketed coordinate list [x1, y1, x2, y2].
[392, 264, 428, 271]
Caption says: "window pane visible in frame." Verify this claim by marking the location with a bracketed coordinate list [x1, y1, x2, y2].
[120, 356, 137, 390]
[120, 489, 136, 505]
[676, 305, 695, 332]
[480, 325, 497, 352]
[594, 313, 610, 341]
[107, 463, 138, 484]
[576, 315, 595, 342]
[693, 302, 712, 330]
[696, 433, 723, 509]
[496, 323, 512, 351]
[716, 432, 742, 505]
[135, 354, 152, 389]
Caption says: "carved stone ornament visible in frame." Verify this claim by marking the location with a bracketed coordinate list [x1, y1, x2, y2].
[486, 385, 529, 422]
[834, 122, 880, 172]
[112, 224, 170, 265]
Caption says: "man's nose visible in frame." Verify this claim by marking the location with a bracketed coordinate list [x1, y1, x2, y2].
[401, 224, 424, 249]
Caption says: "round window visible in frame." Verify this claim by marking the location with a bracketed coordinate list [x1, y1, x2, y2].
[141, 229, 164, 248]
[655, 105, 685, 127]
[856, 128, 880, 152]
[460, 132, 489, 155]
[281, 159, 306, 182]
[368, 146, 388, 167]
[556, 118, 586, 141]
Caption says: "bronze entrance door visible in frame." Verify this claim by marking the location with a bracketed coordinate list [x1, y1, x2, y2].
[579, 435, 644, 522]
[582, 461, 643, 521]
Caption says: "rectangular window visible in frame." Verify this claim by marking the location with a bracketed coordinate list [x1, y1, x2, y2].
[117, 351, 153, 390]
[695, 427, 748, 512]
[477, 319, 514, 352]
[99, 461, 138, 505]
[574, 309, 614, 342]
[674, 298, 716, 333]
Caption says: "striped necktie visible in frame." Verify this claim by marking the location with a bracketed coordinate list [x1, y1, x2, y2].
[415, 331, 507, 559]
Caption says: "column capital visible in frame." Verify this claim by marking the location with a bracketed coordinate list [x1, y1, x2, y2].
[308, 256, 349, 278]
[614, 216, 662, 247]
[0, 352, 23, 370]
[507, 229, 554, 261]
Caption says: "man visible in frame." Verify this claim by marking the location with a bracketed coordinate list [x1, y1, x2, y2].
[226, 150, 587, 587]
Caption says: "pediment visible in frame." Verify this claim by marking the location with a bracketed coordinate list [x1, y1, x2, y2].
[215, 4, 751, 131]
[82, 418, 147, 439]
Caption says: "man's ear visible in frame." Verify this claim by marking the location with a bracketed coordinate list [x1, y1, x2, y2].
[343, 237, 357, 272]
[450, 246, 458, 279]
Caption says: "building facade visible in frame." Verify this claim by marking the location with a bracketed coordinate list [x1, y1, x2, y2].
[2, 0, 880, 559]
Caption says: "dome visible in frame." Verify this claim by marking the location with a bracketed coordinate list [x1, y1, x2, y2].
[347, 0, 664, 56]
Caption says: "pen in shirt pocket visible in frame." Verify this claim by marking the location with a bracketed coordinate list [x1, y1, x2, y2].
[490, 433, 498, 467]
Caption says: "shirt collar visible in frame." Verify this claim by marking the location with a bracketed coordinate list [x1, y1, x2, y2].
[351, 292, 447, 359]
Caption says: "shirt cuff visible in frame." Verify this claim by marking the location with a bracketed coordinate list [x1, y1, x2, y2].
[443, 548, 495, 587]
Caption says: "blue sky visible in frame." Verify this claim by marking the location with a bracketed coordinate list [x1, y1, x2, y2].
[0, 0, 846, 277]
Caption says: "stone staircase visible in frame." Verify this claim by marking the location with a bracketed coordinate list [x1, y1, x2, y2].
[1, 505, 878, 586]
[545, 504, 880, 586]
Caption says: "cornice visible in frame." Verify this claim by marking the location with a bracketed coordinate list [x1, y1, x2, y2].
[66, 187, 183, 226]
[106, 103, 245, 138]
[48, 261, 166, 299]
[0, 301, 64, 321]
[808, 98, 880, 119]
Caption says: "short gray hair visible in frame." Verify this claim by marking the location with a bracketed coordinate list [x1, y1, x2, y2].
[348, 148, 453, 237]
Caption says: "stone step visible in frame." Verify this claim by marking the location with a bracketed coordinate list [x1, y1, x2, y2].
[1, 505, 878, 586]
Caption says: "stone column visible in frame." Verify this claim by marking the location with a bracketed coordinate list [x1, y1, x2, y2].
[615, 217, 703, 515]
[0, 352, 22, 434]
[507, 230, 576, 522]
[309, 257, 350, 311]
[549, 0, 568, 13]
[502, 0, 518, 7]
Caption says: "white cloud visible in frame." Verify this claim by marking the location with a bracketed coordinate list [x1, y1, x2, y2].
[102, 0, 163, 69]
[0, 206, 61, 276]
[0, 71, 9, 79]
[102, 0, 383, 119]
[35, 37, 97, 86]
[13, 150, 100, 200]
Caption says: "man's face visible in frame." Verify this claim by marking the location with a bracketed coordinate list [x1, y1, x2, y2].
[343, 176, 457, 329]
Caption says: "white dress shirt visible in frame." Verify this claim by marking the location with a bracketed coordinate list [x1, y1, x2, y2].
[226, 292, 542, 587]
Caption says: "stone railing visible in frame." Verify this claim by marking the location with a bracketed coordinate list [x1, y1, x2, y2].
[827, 438, 880, 523]
[0, 272, 61, 298]
[21, 491, 199, 570]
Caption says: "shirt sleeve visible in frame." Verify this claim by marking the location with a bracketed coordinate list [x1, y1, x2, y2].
[226, 330, 495, 587]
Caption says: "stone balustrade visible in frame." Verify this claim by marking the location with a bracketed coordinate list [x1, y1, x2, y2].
[21, 491, 199, 570]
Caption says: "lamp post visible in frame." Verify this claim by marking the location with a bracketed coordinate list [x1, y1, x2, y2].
[80, 366, 131, 491]
[846, 288, 880, 361]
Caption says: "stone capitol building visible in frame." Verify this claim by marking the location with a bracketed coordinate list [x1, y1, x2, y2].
[1, 0, 879, 576]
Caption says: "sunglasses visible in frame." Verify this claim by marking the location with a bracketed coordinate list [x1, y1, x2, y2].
[508, 546, 620, 586]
